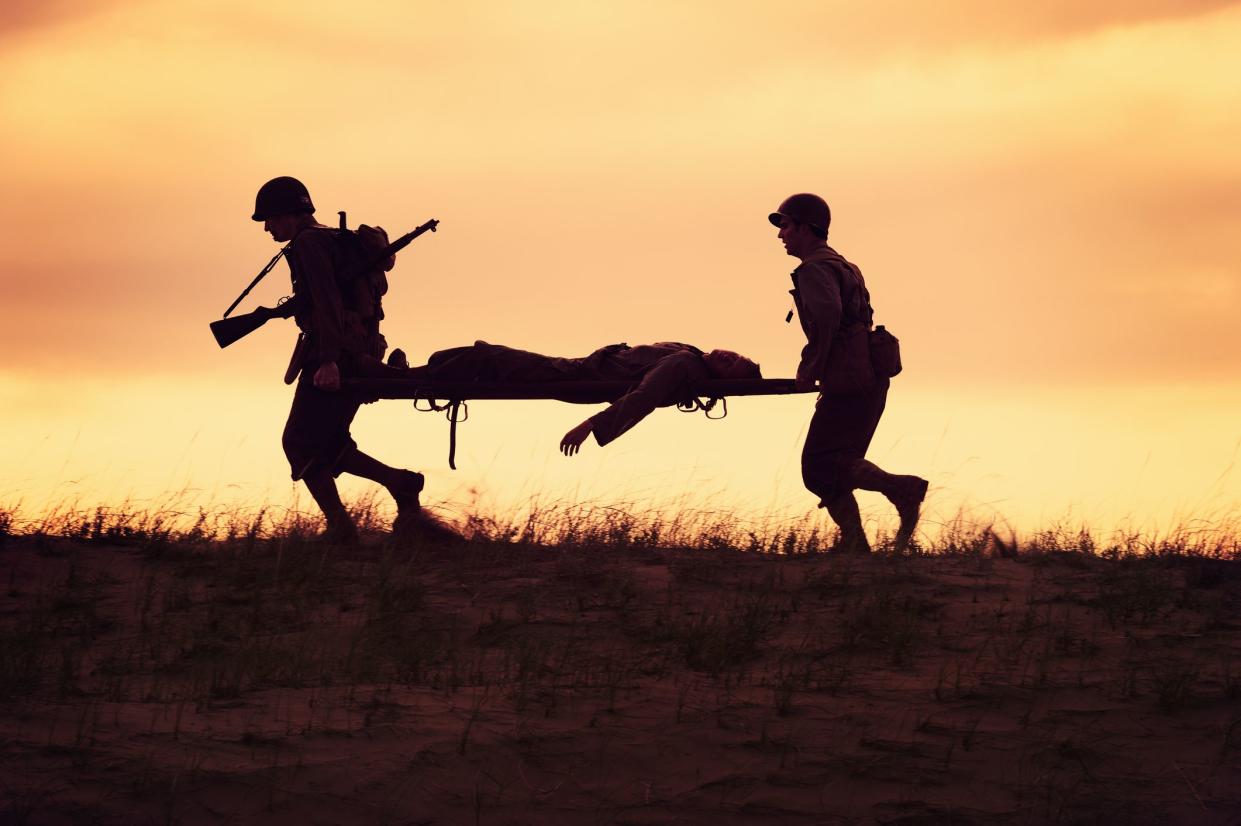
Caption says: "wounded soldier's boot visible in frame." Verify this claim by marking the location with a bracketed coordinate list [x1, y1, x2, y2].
[388, 469, 425, 537]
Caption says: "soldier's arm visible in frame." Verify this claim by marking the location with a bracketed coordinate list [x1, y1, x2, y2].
[289, 229, 346, 367]
[588, 353, 707, 447]
[795, 262, 843, 384]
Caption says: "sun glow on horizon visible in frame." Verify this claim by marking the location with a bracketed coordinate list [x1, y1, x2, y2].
[1, 1, 1238, 537]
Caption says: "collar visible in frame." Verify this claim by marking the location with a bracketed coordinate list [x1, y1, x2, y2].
[798, 244, 838, 264]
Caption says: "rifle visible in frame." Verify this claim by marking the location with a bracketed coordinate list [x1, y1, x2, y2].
[209, 218, 440, 349]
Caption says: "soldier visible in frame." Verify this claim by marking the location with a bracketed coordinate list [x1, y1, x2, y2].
[771, 193, 928, 553]
[252, 176, 426, 543]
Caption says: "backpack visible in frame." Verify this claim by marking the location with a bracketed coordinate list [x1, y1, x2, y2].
[332, 224, 395, 360]
[335, 224, 393, 322]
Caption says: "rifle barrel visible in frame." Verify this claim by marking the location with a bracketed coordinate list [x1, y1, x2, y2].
[370, 219, 438, 270]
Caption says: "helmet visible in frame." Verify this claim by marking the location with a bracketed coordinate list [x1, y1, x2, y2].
[767, 193, 830, 234]
[251, 176, 315, 221]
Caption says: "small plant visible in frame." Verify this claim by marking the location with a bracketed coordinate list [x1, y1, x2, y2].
[769, 659, 809, 716]
[841, 589, 939, 666]
[662, 592, 787, 674]
[1221, 653, 1241, 700]
[0, 495, 1237, 823]
[1149, 658, 1200, 713]
[0, 626, 45, 699]
[1219, 713, 1241, 764]
[1094, 563, 1174, 628]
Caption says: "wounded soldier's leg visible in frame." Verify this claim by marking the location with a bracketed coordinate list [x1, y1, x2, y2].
[423, 342, 581, 382]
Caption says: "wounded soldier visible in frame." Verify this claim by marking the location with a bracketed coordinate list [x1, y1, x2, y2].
[395, 341, 761, 455]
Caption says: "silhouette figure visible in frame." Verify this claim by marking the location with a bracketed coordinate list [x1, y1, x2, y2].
[396, 341, 759, 455]
[771, 193, 928, 553]
[252, 177, 425, 543]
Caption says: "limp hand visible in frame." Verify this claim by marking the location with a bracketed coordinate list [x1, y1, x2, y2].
[560, 419, 593, 457]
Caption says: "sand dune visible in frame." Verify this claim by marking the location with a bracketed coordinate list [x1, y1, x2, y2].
[1, 531, 1239, 824]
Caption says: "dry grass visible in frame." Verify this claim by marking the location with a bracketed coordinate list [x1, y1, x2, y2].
[0, 498, 1239, 824]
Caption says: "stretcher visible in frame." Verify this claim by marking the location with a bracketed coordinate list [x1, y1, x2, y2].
[341, 378, 812, 469]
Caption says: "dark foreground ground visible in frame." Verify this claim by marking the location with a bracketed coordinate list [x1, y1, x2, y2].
[1, 529, 1239, 825]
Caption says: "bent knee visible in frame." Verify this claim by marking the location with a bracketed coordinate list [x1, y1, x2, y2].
[802, 454, 849, 503]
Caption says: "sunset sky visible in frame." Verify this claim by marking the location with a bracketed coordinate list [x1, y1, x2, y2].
[1, 1, 1238, 536]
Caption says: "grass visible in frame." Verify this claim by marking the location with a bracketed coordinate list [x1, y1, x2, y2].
[0, 497, 1239, 823]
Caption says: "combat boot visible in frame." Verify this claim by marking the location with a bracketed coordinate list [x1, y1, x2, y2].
[319, 516, 359, 545]
[889, 476, 929, 553]
[828, 530, 872, 555]
[391, 510, 465, 547]
[388, 469, 425, 537]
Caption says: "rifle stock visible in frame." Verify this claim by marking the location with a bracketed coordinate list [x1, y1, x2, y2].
[210, 303, 295, 349]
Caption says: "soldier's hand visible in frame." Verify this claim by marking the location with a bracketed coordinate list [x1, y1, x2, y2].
[560, 420, 593, 457]
[314, 361, 341, 392]
[795, 371, 817, 393]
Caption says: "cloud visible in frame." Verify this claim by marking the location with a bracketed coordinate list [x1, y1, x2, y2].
[0, 1, 76, 33]
[1, 0, 1239, 386]
[0, 0, 127, 38]
[819, 0, 1239, 51]
[186, 0, 1240, 83]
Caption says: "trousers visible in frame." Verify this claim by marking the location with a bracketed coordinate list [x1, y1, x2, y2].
[282, 368, 362, 481]
[801, 377, 889, 504]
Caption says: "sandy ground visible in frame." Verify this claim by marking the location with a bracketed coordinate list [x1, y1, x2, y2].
[1, 535, 1239, 825]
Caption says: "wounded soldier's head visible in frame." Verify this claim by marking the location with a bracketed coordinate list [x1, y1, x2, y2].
[703, 349, 761, 380]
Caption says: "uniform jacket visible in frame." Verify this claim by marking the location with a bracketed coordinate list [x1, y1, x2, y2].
[287, 225, 347, 368]
[587, 343, 710, 446]
[790, 245, 873, 384]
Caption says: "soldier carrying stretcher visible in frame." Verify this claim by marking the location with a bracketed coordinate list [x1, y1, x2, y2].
[249, 176, 427, 544]
[771, 193, 929, 553]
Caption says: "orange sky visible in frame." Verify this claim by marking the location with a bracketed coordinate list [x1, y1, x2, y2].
[1, 1, 1238, 536]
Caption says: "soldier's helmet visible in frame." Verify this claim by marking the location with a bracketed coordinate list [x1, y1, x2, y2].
[252, 176, 315, 221]
[768, 193, 830, 234]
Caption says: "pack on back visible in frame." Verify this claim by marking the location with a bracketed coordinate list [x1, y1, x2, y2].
[335, 224, 393, 322]
[329, 224, 396, 362]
